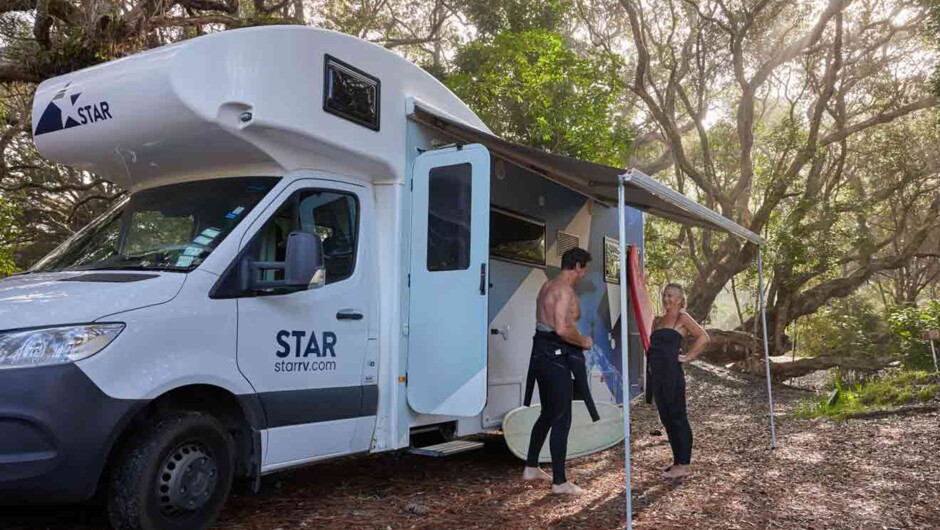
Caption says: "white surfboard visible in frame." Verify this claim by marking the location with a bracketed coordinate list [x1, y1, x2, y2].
[502, 401, 624, 463]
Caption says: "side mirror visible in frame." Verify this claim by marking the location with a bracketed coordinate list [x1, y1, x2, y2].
[243, 231, 325, 292]
[284, 231, 324, 287]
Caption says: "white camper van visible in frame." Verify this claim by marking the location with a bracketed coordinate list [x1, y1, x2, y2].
[0, 26, 646, 529]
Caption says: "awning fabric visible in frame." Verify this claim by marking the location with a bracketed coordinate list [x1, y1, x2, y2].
[410, 102, 764, 245]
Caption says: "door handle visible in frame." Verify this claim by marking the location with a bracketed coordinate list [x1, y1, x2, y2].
[479, 263, 487, 295]
[336, 310, 364, 321]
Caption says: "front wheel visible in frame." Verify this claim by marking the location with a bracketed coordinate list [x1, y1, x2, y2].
[107, 411, 235, 530]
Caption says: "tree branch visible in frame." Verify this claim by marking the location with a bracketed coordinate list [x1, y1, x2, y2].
[382, 36, 441, 49]
[179, 0, 238, 13]
[820, 96, 939, 147]
[0, 60, 40, 84]
[148, 15, 241, 28]
[750, 0, 845, 89]
[619, 0, 727, 208]
[631, 149, 674, 176]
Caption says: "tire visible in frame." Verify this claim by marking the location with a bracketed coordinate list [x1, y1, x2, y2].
[107, 411, 235, 530]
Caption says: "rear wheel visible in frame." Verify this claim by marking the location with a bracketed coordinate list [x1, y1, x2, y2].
[107, 411, 235, 530]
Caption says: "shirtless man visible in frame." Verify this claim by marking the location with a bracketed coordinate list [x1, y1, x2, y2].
[521, 247, 600, 495]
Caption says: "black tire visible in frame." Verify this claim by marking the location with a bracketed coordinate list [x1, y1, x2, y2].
[107, 411, 235, 530]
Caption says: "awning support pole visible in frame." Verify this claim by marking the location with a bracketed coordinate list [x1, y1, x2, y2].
[618, 173, 633, 530]
[757, 248, 777, 448]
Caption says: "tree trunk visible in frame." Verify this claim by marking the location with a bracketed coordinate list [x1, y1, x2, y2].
[698, 328, 895, 382]
[699, 329, 759, 365]
[841, 404, 940, 420]
[686, 240, 756, 322]
[733, 355, 896, 382]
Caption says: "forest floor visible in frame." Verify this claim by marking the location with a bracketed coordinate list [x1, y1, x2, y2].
[3, 361, 939, 530]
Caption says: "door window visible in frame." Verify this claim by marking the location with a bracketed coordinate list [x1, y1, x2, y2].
[426, 163, 472, 272]
[233, 189, 359, 292]
[299, 192, 358, 283]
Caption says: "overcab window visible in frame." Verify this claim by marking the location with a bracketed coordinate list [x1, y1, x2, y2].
[323, 54, 380, 131]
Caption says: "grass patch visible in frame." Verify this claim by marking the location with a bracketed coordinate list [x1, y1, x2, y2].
[795, 370, 939, 419]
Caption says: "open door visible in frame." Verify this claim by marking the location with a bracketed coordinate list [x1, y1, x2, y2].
[408, 144, 490, 416]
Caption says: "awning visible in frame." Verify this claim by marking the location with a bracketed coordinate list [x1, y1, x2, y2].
[409, 101, 764, 246]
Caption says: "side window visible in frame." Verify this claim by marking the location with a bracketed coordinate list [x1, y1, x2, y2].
[489, 207, 545, 267]
[250, 189, 359, 286]
[427, 163, 472, 271]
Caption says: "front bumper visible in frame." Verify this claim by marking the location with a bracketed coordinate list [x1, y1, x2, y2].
[0, 363, 145, 503]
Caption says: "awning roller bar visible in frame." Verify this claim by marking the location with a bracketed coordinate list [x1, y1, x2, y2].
[622, 170, 765, 245]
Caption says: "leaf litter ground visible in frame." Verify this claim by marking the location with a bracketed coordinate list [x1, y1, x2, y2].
[3, 362, 938, 529]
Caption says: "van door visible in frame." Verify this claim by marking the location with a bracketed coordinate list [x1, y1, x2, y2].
[233, 179, 375, 470]
[407, 144, 490, 416]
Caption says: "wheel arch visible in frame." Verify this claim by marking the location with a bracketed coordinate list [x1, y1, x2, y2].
[100, 384, 264, 494]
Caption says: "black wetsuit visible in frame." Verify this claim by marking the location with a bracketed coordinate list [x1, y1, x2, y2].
[523, 329, 600, 485]
[647, 317, 693, 466]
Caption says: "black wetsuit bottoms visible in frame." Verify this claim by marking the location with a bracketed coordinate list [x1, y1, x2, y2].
[648, 328, 693, 466]
[523, 330, 600, 485]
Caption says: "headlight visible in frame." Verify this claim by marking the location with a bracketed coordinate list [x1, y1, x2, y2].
[0, 324, 125, 370]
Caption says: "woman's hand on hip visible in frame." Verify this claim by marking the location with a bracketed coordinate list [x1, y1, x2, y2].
[678, 354, 692, 363]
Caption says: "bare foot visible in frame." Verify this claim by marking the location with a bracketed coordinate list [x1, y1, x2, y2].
[522, 466, 552, 482]
[551, 482, 584, 496]
[664, 464, 690, 479]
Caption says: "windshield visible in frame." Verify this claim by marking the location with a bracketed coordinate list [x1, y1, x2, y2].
[32, 177, 280, 273]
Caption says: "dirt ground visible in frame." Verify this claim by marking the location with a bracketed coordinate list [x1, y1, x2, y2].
[3, 362, 939, 530]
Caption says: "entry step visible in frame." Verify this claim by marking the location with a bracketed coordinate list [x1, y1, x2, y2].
[409, 440, 484, 457]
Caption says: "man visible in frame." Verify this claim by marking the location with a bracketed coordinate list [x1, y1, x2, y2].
[522, 247, 600, 495]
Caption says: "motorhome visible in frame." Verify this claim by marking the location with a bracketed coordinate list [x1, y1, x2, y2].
[0, 26, 650, 529]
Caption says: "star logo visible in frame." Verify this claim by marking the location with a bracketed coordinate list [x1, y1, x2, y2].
[56, 86, 85, 130]
[34, 82, 112, 137]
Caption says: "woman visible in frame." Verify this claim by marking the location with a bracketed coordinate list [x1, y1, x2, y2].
[648, 283, 709, 479]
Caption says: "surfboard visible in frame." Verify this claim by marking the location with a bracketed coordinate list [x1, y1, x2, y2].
[502, 401, 624, 463]
[627, 244, 654, 352]
[627, 244, 656, 403]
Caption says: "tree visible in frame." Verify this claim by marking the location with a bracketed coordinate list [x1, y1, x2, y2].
[926, 0, 940, 96]
[0, 0, 308, 85]
[454, 0, 572, 37]
[872, 148, 940, 304]
[311, 0, 457, 70]
[0, 87, 122, 269]
[612, 0, 939, 364]
[444, 29, 633, 166]
[0, 194, 18, 276]
[876, 253, 940, 306]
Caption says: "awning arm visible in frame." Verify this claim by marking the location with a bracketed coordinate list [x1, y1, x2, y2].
[622, 169, 765, 246]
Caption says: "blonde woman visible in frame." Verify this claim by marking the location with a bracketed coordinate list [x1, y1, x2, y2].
[648, 284, 709, 479]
